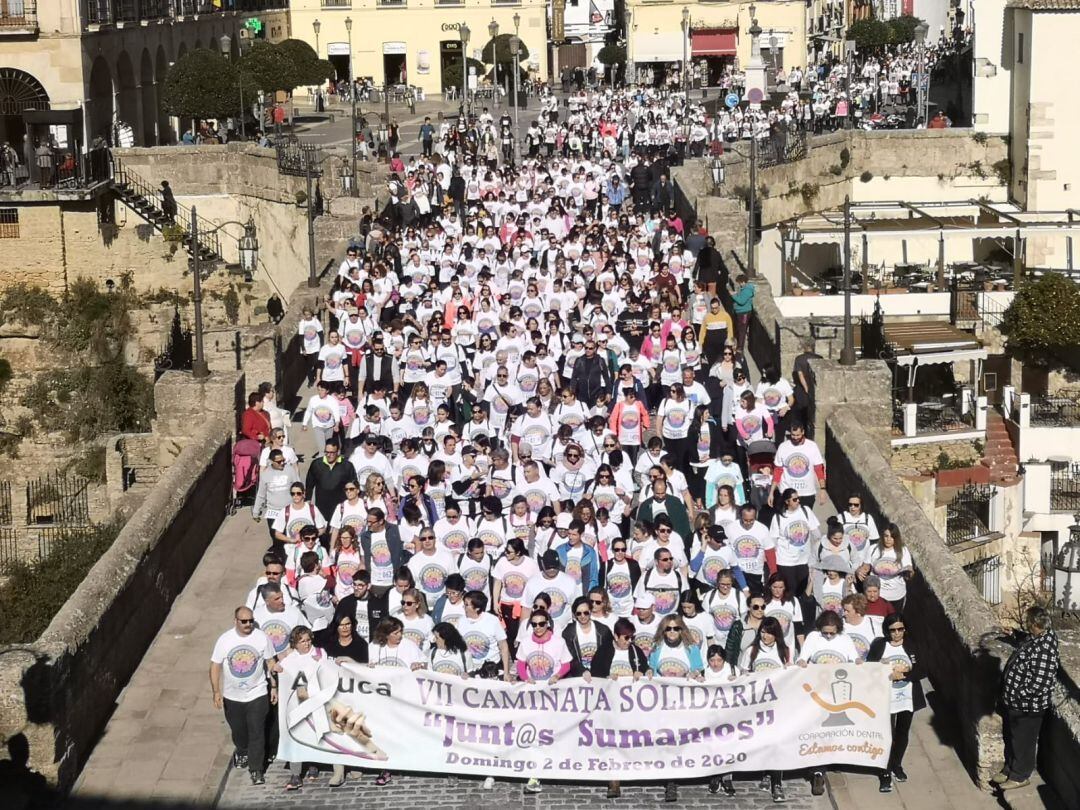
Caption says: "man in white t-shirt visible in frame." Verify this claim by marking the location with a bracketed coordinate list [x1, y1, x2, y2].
[458, 591, 512, 680]
[209, 606, 277, 785]
[521, 551, 580, 631]
[771, 423, 826, 509]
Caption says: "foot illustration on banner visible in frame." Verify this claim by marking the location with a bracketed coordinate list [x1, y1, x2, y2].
[802, 669, 876, 727]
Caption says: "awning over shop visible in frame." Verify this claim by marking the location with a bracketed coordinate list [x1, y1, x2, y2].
[692, 29, 737, 57]
[632, 32, 684, 63]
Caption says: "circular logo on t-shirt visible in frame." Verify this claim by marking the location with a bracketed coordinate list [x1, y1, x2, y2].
[313, 405, 334, 424]
[663, 355, 680, 372]
[406, 353, 424, 371]
[563, 472, 586, 497]
[762, 387, 782, 408]
[478, 529, 503, 550]
[621, 410, 639, 430]
[579, 640, 598, 666]
[653, 589, 678, 614]
[463, 567, 489, 592]
[492, 397, 509, 414]
[524, 489, 547, 514]
[594, 491, 617, 512]
[752, 658, 780, 672]
[740, 414, 761, 434]
[261, 620, 290, 653]
[412, 405, 431, 426]
[526, 650, 556, 679]
[874, 558, 901, 578]
[464, 630, 491, 660]
[404, 628, 426, 648]
[734, 535, 760, 559]
[227, 645, 260, 679]
[657, 656, 690, 677]
[491, 479, 513, 499]
[810, 650, 846, 664]
[701, 557, 726, 586]
[337, 560, 358, 586]
[666, 408, 687, 429]
[786, 520, 811, 548]
[851, 634, 871, 660]
[821, 594, 843, 614]
[607, 571, 631, 599]
[846, 525, 870, 551]
[419, 563, 448, 594]
[786, 453, 811, 478]
[524, 425, 550, 447]
[710, 602, 737, 632]
[370, 539, 391, 567]
[610, 660, 634, 678]
[519, 374, 538, 393]
[442, 530, 468, 552]
[766, 609, 791, 633]
[342, 514, 365, 531]
[565, 556, 583, 582]
[559, 412, 584, 430]
[304, 327, 318, 340]
[634, 632, 655, 656]
[286, 517, 312, 539]
[432, 658, 465, 676]
[325, 355, 341, 370]
[544, 587, 568, 618]
[503, 571, 527, 599]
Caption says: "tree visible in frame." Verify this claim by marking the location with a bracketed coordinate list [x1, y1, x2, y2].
[1001, 273, 1080, 353]
[238, 40, 303, 94]
[846, 19, 893, 51]
[161, 49, 242, 121]
[441, 55, 487, 91]
[597, 44, 627, 69]
[886, 15, 924, 45]
[277, 38, 334, 87]
[481, 33, 531, 67]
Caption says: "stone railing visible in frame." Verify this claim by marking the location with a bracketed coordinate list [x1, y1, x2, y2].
[824, 404, 1007, 784]
[0, 417, 232, 787]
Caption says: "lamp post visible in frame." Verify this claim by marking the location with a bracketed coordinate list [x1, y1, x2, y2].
[219, 35, 246, 140]
[839, 195, 856, 366]
[710, 154, 725, 190]
[509, 34, 522, 157]
[460, 23, 471, 120]
[188, 209, 261, 378]
[489, 19, 500, 114]
[748, 132, 758, 278]
[844, 39, 856, 129]
[782, 220, 802, 296]
[1054, 514, 1080, 611]
[768, 33, 778, 89]
[345, 17, 358, 195]
[312, 18, 321, 56]
[513, 12, 522, 106]
[305, 149, 319, 288]
[681, 7, 690, 97]
[914, 22, 929, 126]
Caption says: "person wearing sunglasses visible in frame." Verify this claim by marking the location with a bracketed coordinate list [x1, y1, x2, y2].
[516, 607, 573, 796]
[739, 617, 790, 803]
[647, 614, 704, 802]
[210, 606, 277, 786]
[601, 539, 641, 618]
[770, 486, 821, 622]
[836, 494, 880, 570]
[246, 554, 298, 611]
[770, 422, 826, 510]
[866, 612, 921, 793]
[270, 486, 328, 561]
[562, 595, 614, 677]
[635, 477, 692, 546]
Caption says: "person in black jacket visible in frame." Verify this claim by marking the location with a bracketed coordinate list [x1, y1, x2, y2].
[562, 596, 613, 676]
[650, 173, 674, 215]
[569, 339, 612, 406]
[304, 440, 357, 533]
[587, 616, 649, 800]
[866, 612, 924, 793]
[629, 158, 652, 213]
[448, 168, 466, 224]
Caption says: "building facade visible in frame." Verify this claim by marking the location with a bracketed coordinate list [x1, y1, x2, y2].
[625, 0, 807, 86]
[288, 0, 549, 99]
[0, 1, 288, 153]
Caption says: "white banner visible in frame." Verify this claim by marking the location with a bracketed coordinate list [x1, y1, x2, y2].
[277, 662, 893, 779]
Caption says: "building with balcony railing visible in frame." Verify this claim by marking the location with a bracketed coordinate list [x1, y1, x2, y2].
[0, 0, 289, 158]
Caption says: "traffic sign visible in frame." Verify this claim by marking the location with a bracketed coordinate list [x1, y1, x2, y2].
[747, 88, 764, 104]
[725, 92, 740, 109]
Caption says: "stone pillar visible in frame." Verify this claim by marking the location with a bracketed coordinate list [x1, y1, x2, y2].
[1019, 393, 1031, 429]
[808, 357, 893, 451]
[152, 370, 245, 466]
[904, 402, 917, 437]
[975, 395, 988, 431]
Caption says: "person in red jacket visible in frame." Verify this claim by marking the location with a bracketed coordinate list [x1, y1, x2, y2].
[241, 392, 272, 443]
[609, 387, 649, 462]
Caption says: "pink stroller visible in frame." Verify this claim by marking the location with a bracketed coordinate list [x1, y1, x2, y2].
[230, 438, 262, 515]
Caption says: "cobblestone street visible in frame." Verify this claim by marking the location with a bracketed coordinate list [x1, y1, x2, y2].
[219, 767, 826, 810]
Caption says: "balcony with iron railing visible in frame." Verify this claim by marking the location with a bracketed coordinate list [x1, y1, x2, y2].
[83, 0, 287, 26]
[0, 1, 38, 32]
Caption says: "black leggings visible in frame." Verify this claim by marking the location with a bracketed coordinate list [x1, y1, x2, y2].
[887, 710, 913, 772]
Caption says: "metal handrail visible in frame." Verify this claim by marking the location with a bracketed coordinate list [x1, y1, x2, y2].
[113, 157, 222, 261]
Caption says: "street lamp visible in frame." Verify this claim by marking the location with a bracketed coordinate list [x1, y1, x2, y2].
[513, 11, 520, 34]
[187, 210, 261, 378]
[345, 17, 358, 195]
[460, 23, 471, 119]
[839, 195, 856, 365]
[914, 22, 929, 126]
[219, 34, 246, 140]
[489, 19, 500, 113]
[768, 33, 778, 89]
[782, 220, 803, 296]
[509, 34, 522, 156]
[312, 18, 321, 56]
[710, 154, 725, 189]
[681, 7, 690, 97]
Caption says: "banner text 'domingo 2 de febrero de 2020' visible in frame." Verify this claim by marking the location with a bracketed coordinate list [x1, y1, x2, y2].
[277, 661, 893, 780]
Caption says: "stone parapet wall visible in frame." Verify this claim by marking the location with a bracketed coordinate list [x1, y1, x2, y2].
[0, 417, 233, 787]
[824, 405, 1006, 784]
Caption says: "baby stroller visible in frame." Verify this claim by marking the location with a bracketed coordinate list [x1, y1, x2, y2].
[745, 439, 777, 474]
[230, 438, 262, 515]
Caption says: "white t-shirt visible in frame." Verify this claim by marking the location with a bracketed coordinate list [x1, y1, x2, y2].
[796, 631, 859, 665]
[764, 597, 803, 650]
[739, 640, 787, 673]
[844, 615, 883, 662]
[868, 546, 913, 602]
[210, 627, 275, 702]
[773, 439, 824, 497]
[658, 397, 692, 439]
[522, 571, 579, 628]
[458, 612, 507, 668]
[492, 556, 540, 606]
[253, 604, 310, 656]
[880, 642, 915, 712]
[298, 318, 323, 355]
[630, 612, 662, 658]
[430, 647, 469, 677]
[725, 520, 774, 577]
[516, 632, 572, 680]
[771, 506, 821, 567]
[368, 638, 423, 669]
[399, 613, 435, 651]
[407, 549, 457, 604]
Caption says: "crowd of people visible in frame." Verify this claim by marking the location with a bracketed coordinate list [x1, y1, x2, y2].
[213, 84, 924, 802]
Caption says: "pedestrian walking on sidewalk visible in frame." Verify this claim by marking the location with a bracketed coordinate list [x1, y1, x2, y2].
[994, 606, 1059, 791]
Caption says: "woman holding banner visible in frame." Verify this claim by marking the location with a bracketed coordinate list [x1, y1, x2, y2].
[516, 608, 573, 795]
[866, 613, 920, 793]
[562, 596, 613, 676]
[739, 617, 791, 803]
[279, 627, 326, 791]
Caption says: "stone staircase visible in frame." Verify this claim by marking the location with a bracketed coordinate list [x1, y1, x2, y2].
[981, 410, 1020, 484]
[111, 160, 223, 267]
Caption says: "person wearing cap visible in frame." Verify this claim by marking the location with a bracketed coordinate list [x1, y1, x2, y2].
[520, 550, 579, 632]
[629, 593, 663, 657]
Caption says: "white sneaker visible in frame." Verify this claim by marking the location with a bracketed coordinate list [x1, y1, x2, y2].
[483, 776, 495, 790]
[524, 778, 542, 794]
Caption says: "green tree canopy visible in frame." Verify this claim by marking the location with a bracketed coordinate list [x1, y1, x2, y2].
[277, 38, 335, 86]
[886, 15, 924, 44]
[441, 55, 488, 90]
[238, 40, 303, 93]
[597, 44, 627, 68]
[481, 33, 531, 65]
[1001, 273, 1080, 352]
[847, 16, 927, 51]
[161, 49, 242, 120]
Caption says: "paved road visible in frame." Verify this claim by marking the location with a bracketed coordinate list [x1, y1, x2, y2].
[219, 768, 826, 809]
